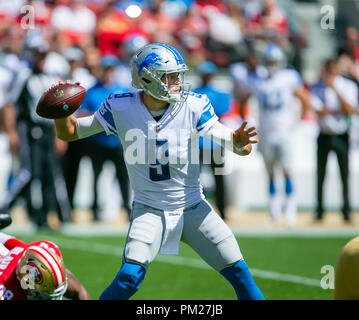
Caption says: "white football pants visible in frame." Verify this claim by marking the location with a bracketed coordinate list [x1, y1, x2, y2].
[123, 200, 243, 272]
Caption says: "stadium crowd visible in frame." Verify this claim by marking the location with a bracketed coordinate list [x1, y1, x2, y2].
[0, 0, 358, 229]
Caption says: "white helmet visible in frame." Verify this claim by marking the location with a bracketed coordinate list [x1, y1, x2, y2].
[130, 43, 190, 103]
[264, 43, 286, 75]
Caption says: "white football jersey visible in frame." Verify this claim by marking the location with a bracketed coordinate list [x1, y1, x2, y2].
[241, 68, 302, 139]
[95, 90, 218, 210]
[311, 75, 358, 135]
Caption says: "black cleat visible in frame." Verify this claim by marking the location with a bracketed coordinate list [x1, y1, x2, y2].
[0, 213, 12, 229]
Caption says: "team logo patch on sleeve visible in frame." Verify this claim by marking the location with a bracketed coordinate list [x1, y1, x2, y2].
[196, 102, 216, 131]
[99, 99, 118, 135]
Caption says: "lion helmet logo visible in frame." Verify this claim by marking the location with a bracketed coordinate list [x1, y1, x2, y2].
[135, 52, 162, 75]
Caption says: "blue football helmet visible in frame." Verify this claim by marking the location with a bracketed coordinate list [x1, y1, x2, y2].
[130, 43, 190, 103]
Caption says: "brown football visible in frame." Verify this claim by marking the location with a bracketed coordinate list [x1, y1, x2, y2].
[36, 83, 86, 119]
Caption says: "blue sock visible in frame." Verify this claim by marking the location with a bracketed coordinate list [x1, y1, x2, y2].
[269, 179, 276, 196]
[220, 260, 265, 300]
[99, 262, 146, 300]
[285, 177, 294, 195]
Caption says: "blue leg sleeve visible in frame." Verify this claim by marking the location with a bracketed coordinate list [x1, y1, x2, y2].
[220, 260, 265, 300]
[99, 262, 146, 300]
[269, 179, 276, 195]
[285, 177, 294, 195]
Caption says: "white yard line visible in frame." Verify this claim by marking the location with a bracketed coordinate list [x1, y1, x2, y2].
[7, 224, 359, 238]
[47, 236, 321, 288]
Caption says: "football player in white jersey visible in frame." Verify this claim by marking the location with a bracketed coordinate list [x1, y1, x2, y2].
[51, 43, 264, 300]
[232, 43, 311, 226]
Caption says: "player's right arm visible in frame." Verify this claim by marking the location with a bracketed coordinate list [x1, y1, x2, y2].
[55, 114, 105, 142]
[54, 115, 79, 141]
[53, 79, 105, 142]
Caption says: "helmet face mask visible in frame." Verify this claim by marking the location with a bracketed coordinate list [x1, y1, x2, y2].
[16, 246, 68, 300]
[160, 71, 191, 103]
[131, 43, 190, 103]
[26, 281, 68, 300]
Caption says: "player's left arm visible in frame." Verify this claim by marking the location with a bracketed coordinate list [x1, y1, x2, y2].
[232, 121, 258, 155]
[203, 120, 258, 156]
[64, 269, 91, 300]
[197, 94, 258, 156]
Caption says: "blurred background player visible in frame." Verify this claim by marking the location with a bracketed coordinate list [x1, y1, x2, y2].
[79, 55, 131, 221]
[0, 232, 90, 300]
[310, 58, 358, 222]
[229, 44, 269, 121]
[231, 43, 311, 226]
[193, 61, 231, 220]
[333, 236, 359, 300]
[0, 39, 72, 230]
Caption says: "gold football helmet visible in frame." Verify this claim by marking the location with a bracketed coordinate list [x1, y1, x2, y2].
[16, 245, 68, 300]
[333, 236, 359, 300]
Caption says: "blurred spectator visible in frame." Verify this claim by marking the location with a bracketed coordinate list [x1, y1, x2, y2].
[79, 55, 131, 221]
[176, 6, 209, 64]
[136, 0, 179, 46]
[1, 30, 27, 75]
[204, 2, 244, 66]
[51, 0, 96, 47]
[82, 45, 102, 78]
[63, 46, 96, 89]
[240, 0, 263, 21]
[338, 27, 359, 63]
[193, 61, 231, 220]
[0, 65, 14, 137]
[96, 1, 132, 56]
[337, 27, 359, 86]
[25, 0, 52, 27]
[311, 59, 358, 222]
[248, 0, 289, 40]
[0, 64, 16, 108]
[1, 43, 72, 229]
[0, 0, 25, 20]
[115, 34, 149, 89]
[233, 43, 311, 226]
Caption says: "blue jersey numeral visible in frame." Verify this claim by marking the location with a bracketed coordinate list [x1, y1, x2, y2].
[261, 91, 283, 111]
[108, 92, 134, 100]
[149, 139, 171, 181]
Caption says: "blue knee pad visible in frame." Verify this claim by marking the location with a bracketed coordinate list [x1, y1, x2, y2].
[220, 260, 265, 300]
[99, 262, 146, 300]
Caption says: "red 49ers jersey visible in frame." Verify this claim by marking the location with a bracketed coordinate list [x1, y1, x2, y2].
[0, 236, 62, 300]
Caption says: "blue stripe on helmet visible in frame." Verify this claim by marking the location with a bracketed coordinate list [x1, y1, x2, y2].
[154, 43, 184, 66]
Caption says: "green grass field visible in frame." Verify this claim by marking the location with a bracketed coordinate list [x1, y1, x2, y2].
[13, 231, 353, 300]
